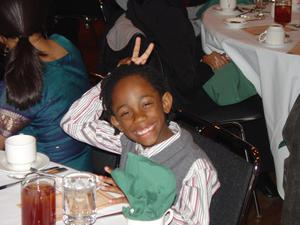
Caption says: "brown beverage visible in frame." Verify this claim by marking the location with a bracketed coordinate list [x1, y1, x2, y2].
[21, 182, 56, 225]
[275, 4, 292, 26]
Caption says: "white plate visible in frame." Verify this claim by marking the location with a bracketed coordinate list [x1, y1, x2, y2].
[213, 5, 239, 16]
[0, 151, 49, 174]
[224, 17, 247, 29]
[96, 203, 128, 217]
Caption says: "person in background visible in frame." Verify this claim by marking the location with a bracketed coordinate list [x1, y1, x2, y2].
[0, 0, 92, 171]
[102, 0, 230, 115]
[62, 64, 220, 224]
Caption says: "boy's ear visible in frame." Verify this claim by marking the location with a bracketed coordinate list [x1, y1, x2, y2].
[162, 91, 173, 114]
[111, 115, 123, 132]
[0, 35, 7, 45]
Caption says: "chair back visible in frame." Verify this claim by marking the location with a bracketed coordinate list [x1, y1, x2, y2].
[176, 110, 260, 225]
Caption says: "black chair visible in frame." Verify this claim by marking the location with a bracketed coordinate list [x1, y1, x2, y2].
[175, 110, 261, 225]
[179, 93, 265, 216]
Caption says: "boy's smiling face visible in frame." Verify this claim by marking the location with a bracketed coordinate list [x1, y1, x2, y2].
[110, 74, 173, 147]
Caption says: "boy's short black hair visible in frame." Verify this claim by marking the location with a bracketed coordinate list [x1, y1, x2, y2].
[100, 64, 170, 122]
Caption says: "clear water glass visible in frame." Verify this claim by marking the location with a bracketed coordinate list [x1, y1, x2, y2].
[63, 172, 97, 225]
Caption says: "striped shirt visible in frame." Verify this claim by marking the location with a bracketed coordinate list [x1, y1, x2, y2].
[61, 82, 220, 225]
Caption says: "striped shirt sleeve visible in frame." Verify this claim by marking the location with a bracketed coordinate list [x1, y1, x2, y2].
[60, 82, 122, 154]
[171, 159, 220, 225]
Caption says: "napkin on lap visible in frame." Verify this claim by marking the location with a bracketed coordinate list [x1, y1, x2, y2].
[111, 152, 176, 221]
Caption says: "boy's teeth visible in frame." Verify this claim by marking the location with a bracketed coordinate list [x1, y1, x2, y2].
[137, 126, 152, 135]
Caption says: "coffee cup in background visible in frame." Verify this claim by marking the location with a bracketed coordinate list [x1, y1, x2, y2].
[5, 134, 36, 171]
[258, 24, 285, 46]
[220, 0, 237, 12]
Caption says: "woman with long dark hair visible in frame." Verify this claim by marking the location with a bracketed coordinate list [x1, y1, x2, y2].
[0, 0, 92, 170]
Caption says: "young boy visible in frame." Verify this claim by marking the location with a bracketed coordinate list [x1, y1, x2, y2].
[61, 65, 220, 225]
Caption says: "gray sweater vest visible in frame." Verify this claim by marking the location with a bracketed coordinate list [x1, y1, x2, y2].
[119, 128, 211, 196]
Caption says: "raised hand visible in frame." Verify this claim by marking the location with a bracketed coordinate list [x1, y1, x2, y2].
[117, 36, 155, 66]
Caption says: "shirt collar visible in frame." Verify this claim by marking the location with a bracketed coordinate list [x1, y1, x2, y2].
[135, 121, 181, 158]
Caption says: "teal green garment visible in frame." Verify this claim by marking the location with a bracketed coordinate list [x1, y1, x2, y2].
[202, 62, 257, 106]
[196, 0, 253, 18]
[111, 152, 176, 221]
[0, 34, 92, 171]
[64, 149, 93, 172]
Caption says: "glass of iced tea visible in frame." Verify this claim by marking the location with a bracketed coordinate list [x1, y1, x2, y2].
[21, 173, 56, 225]
[275, 0, 292, 26]
[62, 172, 98, 225]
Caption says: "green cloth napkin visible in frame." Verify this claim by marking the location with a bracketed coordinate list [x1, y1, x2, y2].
[196, 0, 253, 18]
[111, 152, 176, 221]
[203, 62, 257, 106]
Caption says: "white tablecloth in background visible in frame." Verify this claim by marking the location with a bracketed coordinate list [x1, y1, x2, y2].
[0, 162, 127, 225]
[201, 4, 300, 198]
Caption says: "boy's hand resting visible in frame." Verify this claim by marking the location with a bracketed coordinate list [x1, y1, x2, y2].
[201, 51, 230, 70]
[98, 166, 128, 204]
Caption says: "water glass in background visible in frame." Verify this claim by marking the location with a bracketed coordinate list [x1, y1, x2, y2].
[275, 0, 292, 26]
[219, 0, 237, 12]
[255, 0, 265, 9]
[63, 172, 98, 225]
[21, 173, 56, 225]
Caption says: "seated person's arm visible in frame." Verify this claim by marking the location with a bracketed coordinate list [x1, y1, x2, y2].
[172, 159, 220, 225]
[202, 51, 230, 70]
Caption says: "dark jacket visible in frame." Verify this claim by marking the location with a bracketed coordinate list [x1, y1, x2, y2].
[126, 0, 214, 104]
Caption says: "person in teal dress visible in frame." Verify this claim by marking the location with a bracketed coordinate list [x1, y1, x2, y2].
[0, 0, 92, 171]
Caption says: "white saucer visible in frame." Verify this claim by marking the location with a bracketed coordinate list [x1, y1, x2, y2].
[0, 152, 49, 174]
[224, 17, 247, 29]
[260, 37, 292, 48]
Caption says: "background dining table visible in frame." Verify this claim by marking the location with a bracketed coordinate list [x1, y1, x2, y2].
[200, 3, 300, 199]
[0, 162, 127, 225]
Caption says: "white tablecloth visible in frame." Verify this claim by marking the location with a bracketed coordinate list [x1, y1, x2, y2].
[201, 4, 300, 198]
[0, 162, 127, 225]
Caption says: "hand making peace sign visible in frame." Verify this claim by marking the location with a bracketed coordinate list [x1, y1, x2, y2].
[117, 37, 155, 66]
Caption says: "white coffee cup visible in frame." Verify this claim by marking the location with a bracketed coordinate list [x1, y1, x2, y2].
[5, 134, 36, 171]
[258, 24, 285, 46]
[127, 209, 173, 225]
[220, 0, 237, 12]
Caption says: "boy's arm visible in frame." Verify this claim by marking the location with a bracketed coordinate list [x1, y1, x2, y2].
[172, 159, 220, 225]
[60, 82, 122, 155]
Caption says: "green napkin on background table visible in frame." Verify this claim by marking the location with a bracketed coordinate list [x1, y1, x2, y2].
[111, 152, 176, 221]
[203, 62, 257, 106]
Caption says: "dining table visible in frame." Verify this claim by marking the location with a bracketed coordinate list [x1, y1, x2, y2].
[0, 161, 127, 225]
[200, 3, 300, 198]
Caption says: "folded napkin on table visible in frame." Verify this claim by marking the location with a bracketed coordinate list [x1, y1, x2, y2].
[243, 25, 296, 35]
[111, 152, 176, 221]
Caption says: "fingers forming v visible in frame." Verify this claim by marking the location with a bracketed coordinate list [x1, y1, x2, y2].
[131, 37, 154, 65]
